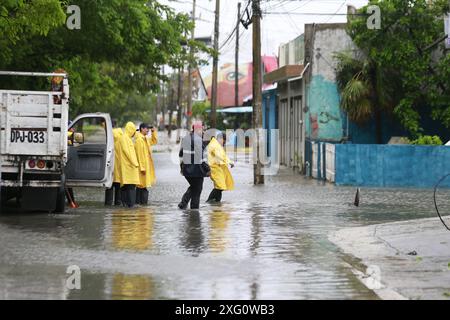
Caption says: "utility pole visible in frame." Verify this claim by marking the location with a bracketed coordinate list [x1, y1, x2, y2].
[176, 67, 183, 143]
[187, 0, 196, 130]
[235, 2, 241, 110]
[210, 0, 220, 129]
[155, 93, 160, 128]
[234, 2, 241, 163]
[168, 75, 175, 139]
[252, 0, 264, 185]
[152, 94, 157, 127]
[161, 65, 166, 132]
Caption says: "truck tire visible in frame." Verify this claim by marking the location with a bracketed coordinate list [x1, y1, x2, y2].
[54, 175, 66, 214]
[54, 187, 66, 214]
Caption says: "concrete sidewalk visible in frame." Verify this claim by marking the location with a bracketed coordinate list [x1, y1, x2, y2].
[329, 217, 450, 300]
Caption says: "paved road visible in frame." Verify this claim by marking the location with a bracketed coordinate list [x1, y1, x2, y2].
[0, 152, 445, 299]
[330, 217, 450, 300]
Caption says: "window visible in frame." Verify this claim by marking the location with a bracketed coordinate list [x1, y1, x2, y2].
[71, 117, 107, 145]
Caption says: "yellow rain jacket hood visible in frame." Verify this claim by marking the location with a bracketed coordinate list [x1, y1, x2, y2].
[135, 130, 158, 188]
[207, 137, 234, 191]
[113, 128, 123, 183]
[119, 122, 140, 186]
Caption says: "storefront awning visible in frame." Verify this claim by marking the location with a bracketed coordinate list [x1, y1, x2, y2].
[206, 106, 253, 113]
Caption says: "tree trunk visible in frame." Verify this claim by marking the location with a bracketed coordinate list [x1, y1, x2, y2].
[371, 65, 382, 144]
[375, 107, 382, 144]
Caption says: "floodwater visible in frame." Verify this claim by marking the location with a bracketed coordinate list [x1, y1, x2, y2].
[0, 152, 445, 300]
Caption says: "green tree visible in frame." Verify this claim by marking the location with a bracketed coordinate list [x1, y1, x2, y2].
[0, 0, 66, 63]
[0, 0, 208, 123]
[344, 0, 450, 138]
[335, 51, 400, 143]
[192, 100, 210, 121]
[412, 135, 443, 145]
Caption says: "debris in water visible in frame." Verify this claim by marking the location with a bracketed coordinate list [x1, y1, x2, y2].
[354, 188, 360, 207]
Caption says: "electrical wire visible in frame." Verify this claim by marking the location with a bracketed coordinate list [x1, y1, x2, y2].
[219, 0, 252, 51]
[323, 0, 347, 24]
[433, 173, 450, 231]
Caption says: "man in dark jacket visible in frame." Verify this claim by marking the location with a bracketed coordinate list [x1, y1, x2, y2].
[178, 121, 210, 210]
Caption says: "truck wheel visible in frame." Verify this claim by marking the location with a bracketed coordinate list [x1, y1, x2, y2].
[54, 187, 66, 214]
[54, 175, 66, 214]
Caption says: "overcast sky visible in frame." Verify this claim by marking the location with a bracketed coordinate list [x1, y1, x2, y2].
[160, 0, 368, 74]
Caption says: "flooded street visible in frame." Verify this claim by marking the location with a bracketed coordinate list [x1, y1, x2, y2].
[0, 152, 442, 300]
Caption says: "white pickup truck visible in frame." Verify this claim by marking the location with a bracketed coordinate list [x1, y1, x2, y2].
[0, 71, 114, 213]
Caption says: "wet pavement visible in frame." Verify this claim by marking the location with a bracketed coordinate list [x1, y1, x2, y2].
[330, 217, 450, 300]
[0, 152, 447, 300]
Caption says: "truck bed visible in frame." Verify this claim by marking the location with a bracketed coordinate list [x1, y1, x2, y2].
[0, 90, 68, 157]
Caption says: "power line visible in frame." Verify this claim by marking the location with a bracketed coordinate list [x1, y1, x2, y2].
[263, 12, 365, 16]
[219, 0, 252, 50]
[323, 0, 347, 23]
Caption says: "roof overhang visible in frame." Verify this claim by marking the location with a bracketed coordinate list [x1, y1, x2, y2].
[263, 64, 304, 84]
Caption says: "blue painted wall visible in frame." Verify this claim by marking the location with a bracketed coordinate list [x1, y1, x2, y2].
[263, 89, 278, 156]
[308, 83, 450, 145]
[335, 144, 450, 188]
[306, 75, 409, 144]
[340, 111, 409, 144]
[306, 75, 343, 142]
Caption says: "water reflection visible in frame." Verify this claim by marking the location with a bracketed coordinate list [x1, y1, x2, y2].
[111, 209, 154, 251]
[2, 153, 434, 299]
[209, 209, 231, 253]
[250, 208, 262, 256]
[111, 274, 155, 300]
[180, 211, 204, 255]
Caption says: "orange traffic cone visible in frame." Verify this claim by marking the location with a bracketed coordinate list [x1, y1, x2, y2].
[65, 188, 79, 209]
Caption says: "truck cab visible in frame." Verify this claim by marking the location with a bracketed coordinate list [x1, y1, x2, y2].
[0, 71, 114, 213]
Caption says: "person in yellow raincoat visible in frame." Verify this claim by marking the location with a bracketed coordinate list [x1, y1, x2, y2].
[105, 120, 123, 206]
[66, 125, 77, 207]
[206, 131, 235, 203]
[119, 122, 140, 208]
[135, 123, 158, 205]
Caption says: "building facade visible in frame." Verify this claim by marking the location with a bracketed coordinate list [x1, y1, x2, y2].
[265, 23, 354, 173]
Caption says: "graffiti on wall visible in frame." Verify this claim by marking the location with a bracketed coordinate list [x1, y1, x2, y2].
[306, 75, 343, 141]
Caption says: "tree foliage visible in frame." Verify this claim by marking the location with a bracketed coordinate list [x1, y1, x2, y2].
[0, 0, 209, 124]
[344, 0, 450, 137]
[411, 135, 443, 145]
[335, 50, 402, 143]
[0, 0, 66, 63]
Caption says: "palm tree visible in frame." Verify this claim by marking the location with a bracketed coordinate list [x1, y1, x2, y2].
[335, 51, 398, 144]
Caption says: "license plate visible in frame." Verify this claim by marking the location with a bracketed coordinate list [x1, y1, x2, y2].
[10, 130, 46, 144]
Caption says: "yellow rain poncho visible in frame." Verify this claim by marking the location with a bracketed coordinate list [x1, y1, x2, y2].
[67, 131, 73, 146]
[135, 130, 158, 188]
[119, 122, 140, 186]
[207, 137, 234, 191]
[113, 128, 123, 184]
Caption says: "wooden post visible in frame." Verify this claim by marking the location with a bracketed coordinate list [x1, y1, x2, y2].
[161, 65, 166, 132]
[210, 0, 220, 129]
[235, 2, 241, 110]
[187, 0, 196, 130]
[252, 0, 264, 185]
[176, 67, 183, 143]
[155, 93, 160, 128]
[234, 2, 241, 163]
[168, 74, 175, 138]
